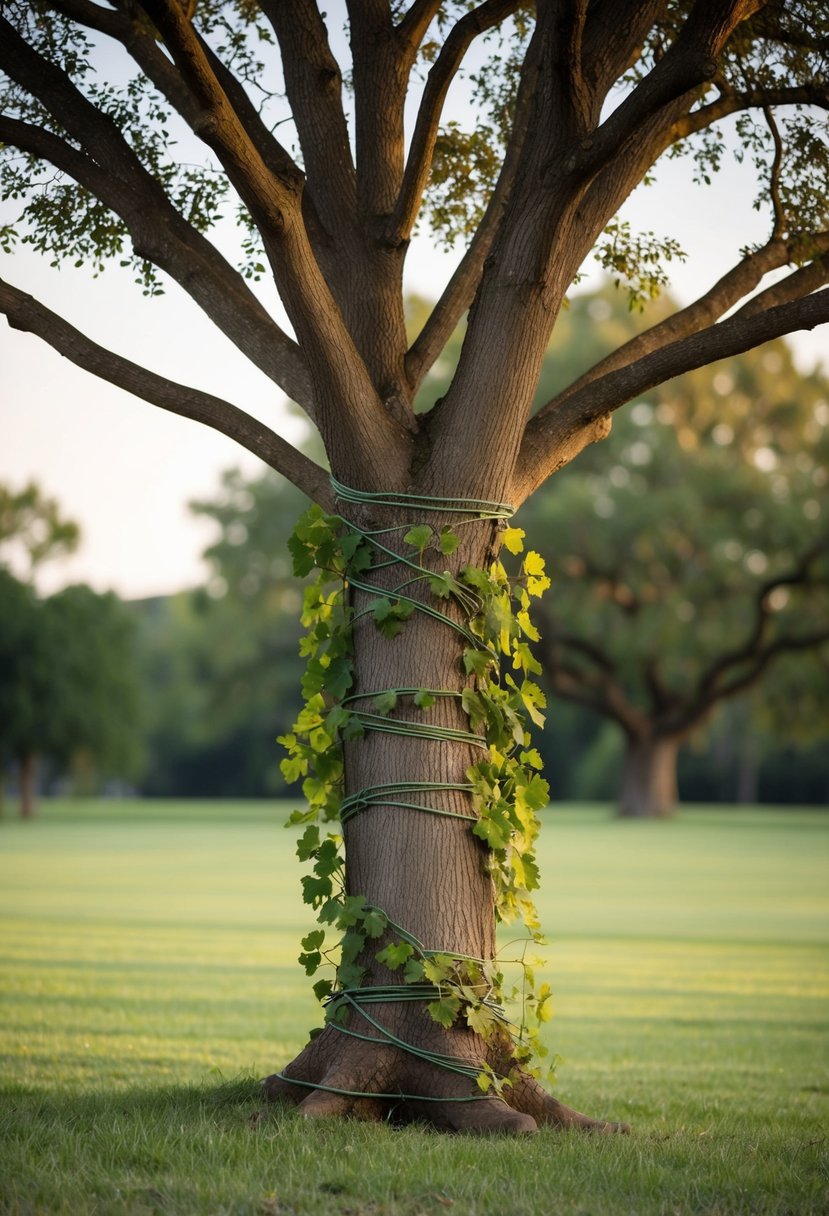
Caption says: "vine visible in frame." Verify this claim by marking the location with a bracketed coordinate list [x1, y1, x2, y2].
[278, 489, 560, 1095]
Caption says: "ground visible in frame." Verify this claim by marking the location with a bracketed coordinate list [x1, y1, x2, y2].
[0, 800, 826, 1215]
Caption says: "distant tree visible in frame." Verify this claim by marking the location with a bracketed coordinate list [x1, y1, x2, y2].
[518, 291, 829, 817]
[135, 470, 307, 797]
[0, 480, 80, 578]
[0, 570, 144, 817]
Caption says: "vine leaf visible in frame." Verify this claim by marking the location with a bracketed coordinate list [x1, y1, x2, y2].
[502, 527, 526, 555]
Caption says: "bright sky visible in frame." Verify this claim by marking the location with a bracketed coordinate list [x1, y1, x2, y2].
[1, 50, 826, 599]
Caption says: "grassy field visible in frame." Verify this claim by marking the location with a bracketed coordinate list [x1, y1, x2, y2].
[0, 799, 827, 1215]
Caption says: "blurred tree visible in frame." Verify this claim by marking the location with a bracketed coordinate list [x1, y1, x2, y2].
[0, 573, 144, 818]
[516, 289, 829, 817]
[0, 480, 80, 578]
[132, 471, 308, 797]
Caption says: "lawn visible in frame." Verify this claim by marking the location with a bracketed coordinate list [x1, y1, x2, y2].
[0, 800, 827, 1215]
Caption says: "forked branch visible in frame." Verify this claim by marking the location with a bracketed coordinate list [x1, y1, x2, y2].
[515, 288, 829, 500]
[389, 0, 521, 245]
[535, 233, 829, 418]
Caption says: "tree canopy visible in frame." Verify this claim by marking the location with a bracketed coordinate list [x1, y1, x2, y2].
[517, 286, 829, 815]
[1, 2, 828, 508]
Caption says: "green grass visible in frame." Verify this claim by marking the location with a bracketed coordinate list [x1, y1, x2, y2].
[1, 800, 827, 1215]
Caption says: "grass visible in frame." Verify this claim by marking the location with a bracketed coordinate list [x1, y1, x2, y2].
[0, 799, 827, 1215]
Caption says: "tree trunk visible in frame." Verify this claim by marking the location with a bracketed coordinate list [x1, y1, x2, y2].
[265, 502, 625, 1134]
[19, 752, 37, 820]
[618, 734, 680, 819]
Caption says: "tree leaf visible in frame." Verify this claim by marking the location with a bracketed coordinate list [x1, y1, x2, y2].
[403, 524, 432, 550]
[502, 527, 526, 555]
[427, 995, 461, 1029]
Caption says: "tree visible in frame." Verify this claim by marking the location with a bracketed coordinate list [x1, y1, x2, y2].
[134, 470, 308, 797]
[516, 289, 829, 817]
[0, 480, 80, 578]
[0, 571, 144, 816]
[2, 1, 828, 1133]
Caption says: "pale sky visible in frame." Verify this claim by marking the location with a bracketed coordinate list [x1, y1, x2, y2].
[1, 90, 826, 599]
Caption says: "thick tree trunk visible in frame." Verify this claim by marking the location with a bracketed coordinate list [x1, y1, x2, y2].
[19, 752, 37, 820]
[265, 504, 625, 1133]
[618, 734, 681, 819]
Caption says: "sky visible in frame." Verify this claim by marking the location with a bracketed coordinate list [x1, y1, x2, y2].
[1, 29, 827, 601]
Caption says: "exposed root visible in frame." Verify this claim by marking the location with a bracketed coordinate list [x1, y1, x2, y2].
[263, 1021, 628, 1135]
[503, 1072, 630, 1134]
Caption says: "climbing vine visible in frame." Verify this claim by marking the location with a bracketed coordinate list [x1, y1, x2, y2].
[278, 487, 560, 1095]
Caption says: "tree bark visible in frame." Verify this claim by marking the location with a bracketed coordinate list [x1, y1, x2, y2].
[265, 500, 625, 1133]
[19, 752, 37, 820]
[618, 734, 681, 819]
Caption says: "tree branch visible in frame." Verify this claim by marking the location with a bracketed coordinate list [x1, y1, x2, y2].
[560, 0, 761, 188]
[259, 0, 357, 236]
[0, 117, 312, 416]
[0, 20, 313, 411]
[145, 4, 408, 483]
[515, 288, 829, 500]
[532, 232, 829, 421]
[677, 540, 829, 728]
[388, 0, 521, 245]
[0, 277, 335, 510]
[138, 0, 302, 239]
[671, 83, 829, 142]
[396, 0, 443, 48]
[404, 29, 537, 393]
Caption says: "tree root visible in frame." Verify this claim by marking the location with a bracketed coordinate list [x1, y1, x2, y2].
[263, 1022, 628, 1135]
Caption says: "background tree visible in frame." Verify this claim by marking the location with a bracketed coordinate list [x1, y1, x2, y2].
[0, 571, 144, 816]
[515, 287, 829, 817]
[0, 480, 80, 579]
[134, 470, 307, 797]
[2, 1, 828, 1132]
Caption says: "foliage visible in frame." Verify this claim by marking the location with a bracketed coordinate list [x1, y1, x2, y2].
[517, 287, 829, 762]
[0, 480, 80, 578]
[279, 504, 559, 1087]
[0, 567, 144, 804]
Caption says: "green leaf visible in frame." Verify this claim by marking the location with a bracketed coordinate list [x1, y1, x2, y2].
[296, 825, 320, 861]
[298, 950, 321, 975]
[325, 656, 353, 701]
[376, 941, 414, 970]
[519, 748, 544, 770]
[370, 597, 393, 623]
[463, 647, 493, 677]
[312, 838, 342, 878]
[422, 954, 455, 984]
[301, 874, 333, 906]
[313, 979, 334, 1003]
[301, 929, 325, 951]
[427, 995, 461, 1029]
[466, 1002, 497, 1037]
[403, 957, 425, 983]
[403, 524, 433, 550]
[438, 526, 460, 555]
[373, 689, 398, 715]
[413, 688, 436, 709]
[362, 908, 388, 938]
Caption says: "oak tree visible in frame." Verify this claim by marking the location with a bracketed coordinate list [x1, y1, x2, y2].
[2, 0, 828, 1133]
[517, 292, 829, 818]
